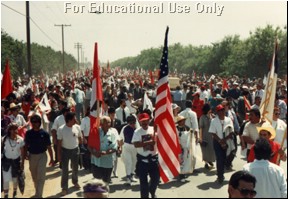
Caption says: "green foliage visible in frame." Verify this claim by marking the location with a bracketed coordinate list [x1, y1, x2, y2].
[112, 25, 287, 78]
[1, 30, 77, 79]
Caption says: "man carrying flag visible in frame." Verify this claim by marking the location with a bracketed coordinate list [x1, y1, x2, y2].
[88, 43, 117, 191]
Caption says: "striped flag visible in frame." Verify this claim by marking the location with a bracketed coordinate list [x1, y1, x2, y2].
[88, 43, 103, 151]
[155, 27, 181, 183]
[260, 40, 279, 124]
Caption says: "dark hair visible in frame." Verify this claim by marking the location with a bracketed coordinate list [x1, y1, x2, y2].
[65, 112, 76, 123]
[229, 171, 256, 189]
[202, 103, 211, 115]
[185, 100, 193, 108]
[127, 115, 136, 124]
[59, 100, 68, 107]
[30, 114, 42, 125]
[249, 108, 260, 118]
[254, 138, 272, 160]
[108, 107, 116, 114]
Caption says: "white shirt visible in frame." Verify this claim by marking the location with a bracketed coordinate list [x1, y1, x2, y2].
[115, 107, 131, 125]
[57, 124, 82, 149]
[200, 90, 209, 102]
[80, 116, 90, 137]
[126, 100, 137, 114]
[243, 122, 262, 149]
[3, 136, 25, 159]
[52, 115, 65, 131]
[179, 108, 199, 132]
[272, 119, 287, 149]
[132, 126, 157, 157]
[9, 114, 27, 127]
[255, 89, 264, 99]
[243, 160, 287, 198]
[209, 116, 234, 139]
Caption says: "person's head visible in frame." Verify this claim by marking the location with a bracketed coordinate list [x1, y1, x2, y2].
[127, 115, 137, 129]
[30, 114, 42, 130]
[83, 180, 109, 198]
[228, 171, 257, 198]
[254, 138, 272, 160]
[254, 96, 261, 106]
[172, 103, 180, 116]
[59, 100, 68, 111]
[248, 109, 260, 124]
[185, 100, 193, 109]
[100, 116, 111, 133]
[273, 107, 280, 121]
[7, 123, 19, 138]
[216, 105, 225, 118]
[120, 99, 126, 108]
[127, 93, 133, 100]
[202, 103, 211, 115]
[257, 124, 276, 141]
[138, 113, 150, 130]
[9, 103, 20, 116]
[65, 112, 76, 126]
[108, 107, 116, 120]
[1, 106, 5, 117]
[176, 115, 186, 127]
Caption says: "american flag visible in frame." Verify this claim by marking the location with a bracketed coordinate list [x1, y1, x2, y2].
[155, 27, 181, 183]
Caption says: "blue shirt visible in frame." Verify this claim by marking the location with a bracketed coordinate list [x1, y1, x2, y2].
[91, 128, 117, 169]
[171, 90, 183, 101]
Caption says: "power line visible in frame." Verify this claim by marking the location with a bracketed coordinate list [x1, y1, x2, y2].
[2, 2, 61, 48]
[1, 3, 26, 17]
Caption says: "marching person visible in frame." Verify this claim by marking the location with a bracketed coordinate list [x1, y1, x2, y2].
[175, 115, 192, 182]
[89, 116, 118, 191]
[119, 115, 138, 185]
[209, 105, 235, 184]
[132, 113, 159, 198]
[179, 100, 199, 173]
[199, 104, 215, 169]
[2, 123, 25, 198]
[57, 112, 83, 196]
[24, 114, 54, 198]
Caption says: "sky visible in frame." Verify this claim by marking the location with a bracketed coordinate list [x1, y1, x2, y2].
[1, 1, 287, 65]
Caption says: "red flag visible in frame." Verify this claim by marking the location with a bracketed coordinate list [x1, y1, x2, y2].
[222, 79, 229, 91]
[243, 96, 251, 120]
[155, 27, 180, 183]
[149, 70, 154, 85]
[88, 43, 103, 151]
[1, 60, 13, 99]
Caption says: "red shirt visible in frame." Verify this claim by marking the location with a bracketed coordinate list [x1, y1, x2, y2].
[192, 99, 204, 119]
[248, 140, 281, 165]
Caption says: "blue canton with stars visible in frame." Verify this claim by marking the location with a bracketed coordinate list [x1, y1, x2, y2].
[159, 27, 169, 80]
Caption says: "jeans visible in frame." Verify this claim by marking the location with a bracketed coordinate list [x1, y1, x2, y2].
[213, 140, 226, 180]
[61, 147, 79, 190]
[136, 158, 160, 198]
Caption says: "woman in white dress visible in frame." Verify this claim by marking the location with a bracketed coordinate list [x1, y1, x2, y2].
[1, 123, 25, 198]
[175, 115, 192, 182]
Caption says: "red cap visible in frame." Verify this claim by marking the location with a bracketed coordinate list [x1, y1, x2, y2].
[216, 105, 225, 112]
[138, 113, 150, 122]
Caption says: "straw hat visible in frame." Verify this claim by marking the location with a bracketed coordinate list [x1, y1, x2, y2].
[176, 115, 186, 123]
[257, 123, 276, 140]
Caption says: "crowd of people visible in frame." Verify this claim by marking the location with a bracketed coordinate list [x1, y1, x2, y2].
[1, 69, 287, 198]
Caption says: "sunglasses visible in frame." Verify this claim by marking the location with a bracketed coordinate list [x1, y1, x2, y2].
[238, 188, 257, 196]
[31, 120, 40, 123]
[274, 113, 280, 115]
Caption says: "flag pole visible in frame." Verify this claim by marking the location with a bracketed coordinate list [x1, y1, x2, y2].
[276, 127, 287, 165]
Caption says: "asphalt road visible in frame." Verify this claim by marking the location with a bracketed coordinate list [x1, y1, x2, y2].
[3, 144, 287, 198]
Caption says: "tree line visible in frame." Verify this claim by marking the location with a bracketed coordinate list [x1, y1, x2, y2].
[1, 30, 78, 79]
[112, 25, 287, 78]
[1, 25, 287, 79]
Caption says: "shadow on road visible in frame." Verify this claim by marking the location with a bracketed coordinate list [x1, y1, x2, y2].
[110, 183, 140, 193]
[197, 180, 228, 190]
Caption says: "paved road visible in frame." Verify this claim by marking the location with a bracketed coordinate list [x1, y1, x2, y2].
[3, 144, 287, 198]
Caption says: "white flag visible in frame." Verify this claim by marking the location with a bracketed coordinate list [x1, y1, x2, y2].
[143, 92, 154, 117]
[39, 93, 51, 112]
